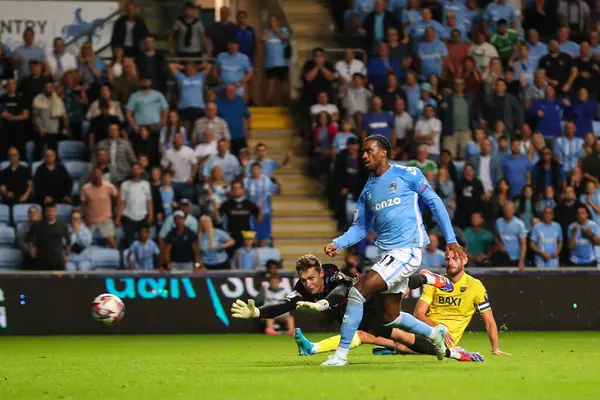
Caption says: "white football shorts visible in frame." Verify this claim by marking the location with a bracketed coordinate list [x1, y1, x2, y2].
[371, 247, 422, 294]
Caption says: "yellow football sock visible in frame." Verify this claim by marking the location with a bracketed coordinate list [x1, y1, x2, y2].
[313, 333, 362, 354]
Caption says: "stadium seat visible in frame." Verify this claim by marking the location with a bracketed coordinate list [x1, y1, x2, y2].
[90, 248, 121, 270]
[64, 161, 87, 181]
[58, 140, 86, 161]
[0, 204, 10, 225]
[0, 225, 16, 247]
[0, 161, 29, 170]
[55, 204, 73, 222]
[0, 248, 21, 270]
[12, 203, 41, 225]
[26, 141, 35, 163]
[257, 247, 281, 268]
[593, 121, 600, 137]
[31, 160, 43, 175]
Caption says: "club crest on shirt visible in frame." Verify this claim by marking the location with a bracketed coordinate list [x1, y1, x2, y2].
[418, 180, 430, 192]
[388, 182, 397, 194]
[460, 287, 467, 293]
[353, 209, 359, 223]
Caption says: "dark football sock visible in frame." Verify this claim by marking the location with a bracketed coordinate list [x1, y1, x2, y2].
[408, 273, 427, 290]
[407, 334, 451, 358]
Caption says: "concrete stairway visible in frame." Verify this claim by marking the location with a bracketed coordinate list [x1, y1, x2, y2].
[250, 107, 344, 267]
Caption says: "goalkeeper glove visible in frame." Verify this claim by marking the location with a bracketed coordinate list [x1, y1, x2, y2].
[296, 299, 330, 312]
[231, 299, 260, 319]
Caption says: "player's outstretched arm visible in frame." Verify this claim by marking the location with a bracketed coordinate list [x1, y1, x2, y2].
[296, 282, 350, 312]
[231, 295, 300, 319]
[329, 192, 372, 254]
[481, 308, 510, 355]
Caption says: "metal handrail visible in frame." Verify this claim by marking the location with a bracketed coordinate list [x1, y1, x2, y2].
[323, 47, 368, 63]
[63, 4, 126, 49]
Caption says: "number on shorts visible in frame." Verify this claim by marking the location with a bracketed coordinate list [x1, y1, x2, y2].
[381, 255, 395, 267]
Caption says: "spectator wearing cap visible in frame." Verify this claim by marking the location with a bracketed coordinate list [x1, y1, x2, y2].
[136, 35, 168, 94]
[161, 131, 198, 200]
[335, 48, 367, 103]
[25, 202, 70, 271]
[490, 18, 519, 66]
[117, 162, 154, 248]
[367, 43, 402, 95]
[192, 102, 231, 145]
[81, 166, 119, 249]
[417, 27, 449, 81]
[96, 123, 137, 184]
[169, 61, 211, 129]
[231, 230, 259, 270]
[214, 37, 253, 98]
[0, 147, 32, 205]
[246, 143, 290, 179]
[262, 15, 290, 106]
[12, 28, 48, 78]
[88, 99, 123, 153]
[439, 78, 474, 159]
[110, 1, 149, 58]
[208, 6, 237, 56]
[66, 209, 93, 271]
[361, 96, 396, 147]
[0, 79, 29, 157]
[414, 104, 442, 163]
[164, 210, 202, 271]
[244, 163, 280, 246]
[19, 60, 52, 112]
[32, 81, 68, 155]
[169, 2, 211, 59]
[215, 84, 252, 157]
[34, 148, 72, 205]
[127, 225, 160, 270]
[199, 215, 235, 269]
[202, 139, 242, 183]
[158, 198, 198, 239]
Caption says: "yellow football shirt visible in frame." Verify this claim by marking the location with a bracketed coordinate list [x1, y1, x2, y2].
[419, 273, 490, 345]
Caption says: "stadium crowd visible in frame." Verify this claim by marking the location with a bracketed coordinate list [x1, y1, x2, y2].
[305, 0, 600, 270]
[0, 1, 291, 272]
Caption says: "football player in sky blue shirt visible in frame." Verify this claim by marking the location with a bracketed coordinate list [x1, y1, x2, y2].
[319, 135, 464, 366]
[215, 38, 253, 97]
[568, 205, 600, 266]
[529, 207, 563, 268]
[495, 201, 527, 269]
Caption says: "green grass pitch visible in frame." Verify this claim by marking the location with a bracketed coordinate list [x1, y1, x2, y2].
[1, 332, 599, 400]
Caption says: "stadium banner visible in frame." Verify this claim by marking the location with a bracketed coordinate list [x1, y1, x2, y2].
[0, 1, 119, 53]
[0, 270, 599, 335]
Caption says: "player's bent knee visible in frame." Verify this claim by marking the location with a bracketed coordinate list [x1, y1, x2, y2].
[348, 287, 366, 304]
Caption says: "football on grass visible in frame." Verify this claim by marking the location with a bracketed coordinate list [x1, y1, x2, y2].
[92, 294, 125, 325]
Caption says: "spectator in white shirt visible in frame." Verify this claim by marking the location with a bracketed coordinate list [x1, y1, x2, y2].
[117, 162, 154, 247]
[469, 30, 499, 75]
[414, 105, 442, 163]
[310, 91, 339, 124]
[161, 132, 198, 200]
[195, 128, 218, 170]
[47, 37, 77, 81]
[335, 48, 367, 100]
[393, 97, 413, 154]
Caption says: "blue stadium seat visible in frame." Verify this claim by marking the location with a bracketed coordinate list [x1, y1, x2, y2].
[0, 161, 29, 170]
[90, 248, 121, 270]
[0, 248, 21, 270]
[31, 160, 43, 175]
[58, 140, 86, 161]
[257, 247, 281, 268]
[0, 204, 10, 225]
[26, 141, 35, 163]
[64, 161, 87, 181]
[593, 121, 600, 137]
[0, 225, 16, 247]
[55, 204, 73, 222]
[12, 203, 41, 225]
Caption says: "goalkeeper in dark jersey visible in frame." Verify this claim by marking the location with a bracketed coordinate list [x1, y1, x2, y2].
[230, 254, 483, 362]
